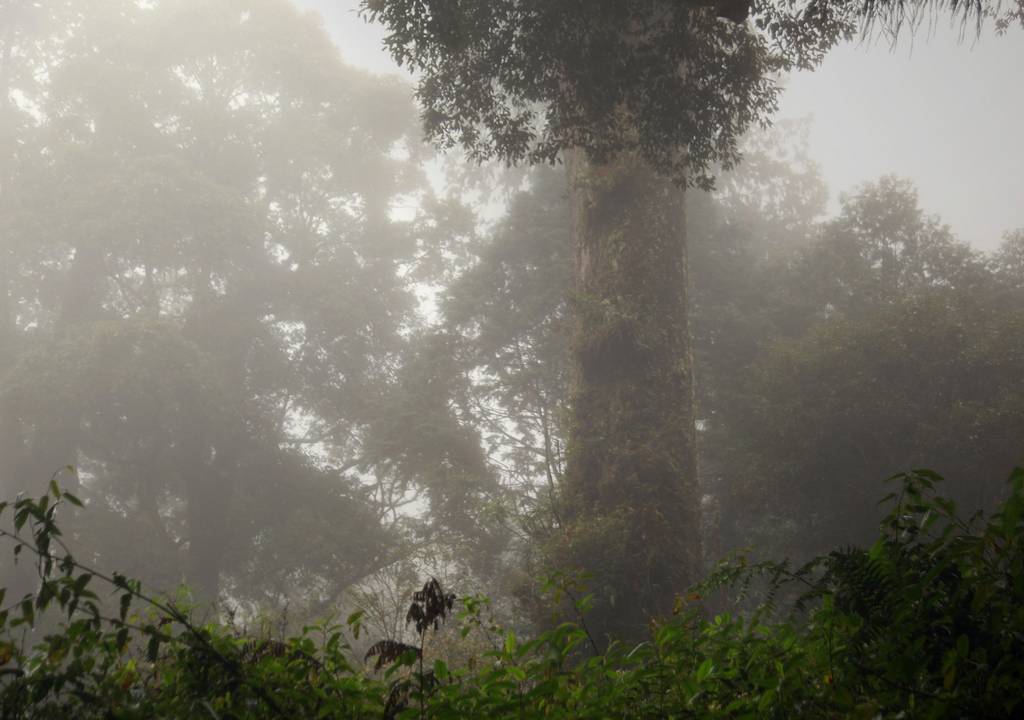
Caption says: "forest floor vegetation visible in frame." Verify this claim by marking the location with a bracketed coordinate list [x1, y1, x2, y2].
[0, 468, 1021, 718]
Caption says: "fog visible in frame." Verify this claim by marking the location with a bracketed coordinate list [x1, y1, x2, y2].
[1, 0, 1022, 656]
[780, 27, 1024, 250]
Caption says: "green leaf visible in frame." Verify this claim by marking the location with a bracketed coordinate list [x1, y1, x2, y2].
[346, 609, 364, 639]
[758, 688, 777, 711]
[956, 634, 969, 658]
[147, 635, 161, 662]
[20, 600, 34, 628]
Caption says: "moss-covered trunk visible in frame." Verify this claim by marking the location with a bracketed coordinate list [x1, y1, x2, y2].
[562, 150, 701, 643]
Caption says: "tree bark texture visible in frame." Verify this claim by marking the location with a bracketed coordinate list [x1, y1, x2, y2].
[562, 149, 701, 643]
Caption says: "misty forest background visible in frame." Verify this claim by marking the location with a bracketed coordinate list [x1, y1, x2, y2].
[0, 0, 1023, 716]
[2, 0, 1022, 635]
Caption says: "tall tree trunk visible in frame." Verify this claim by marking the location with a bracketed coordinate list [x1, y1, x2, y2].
[0, 256, 18, 500]
[0, 30, 29, 603]
[0, 27, 16, 410]
[561, 149, 701, 643]
[0, 247, 10, 358]
[23, 242, 108, 487]
[57, 243, 106, 332]
[0, 31, 15, 494]
[181, 433, 233, 608]
[184, 474, 230, 606]
[179, 281, 246, 607]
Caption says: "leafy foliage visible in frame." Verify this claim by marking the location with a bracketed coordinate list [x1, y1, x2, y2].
[406, 578, 456, 635]
[1, 468, 1023, 718]
[361, 0, 851, 189]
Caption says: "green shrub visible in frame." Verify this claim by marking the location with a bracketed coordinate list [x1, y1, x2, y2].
[1, 468, 1022, 718]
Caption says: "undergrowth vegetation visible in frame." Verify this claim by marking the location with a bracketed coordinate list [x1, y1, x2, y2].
[0, 469, 1022, 718]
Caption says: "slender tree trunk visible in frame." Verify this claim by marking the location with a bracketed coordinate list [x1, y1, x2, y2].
[561, 149, 701, 643]
[0, 256, 17, 499]
[0, 29, 15, 376]
[18, 243, 109, 490]
[176, 269, 240, 607]
[0, 31, 27, 502]
[57, 243, 106, 331]
[0, 248, 10, 358]
[184, 484, 229, 606]
[181, 436, 232, 607]
[0, 33, 27, 602]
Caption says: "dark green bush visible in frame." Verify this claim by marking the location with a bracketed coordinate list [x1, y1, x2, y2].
[1, 468, 1021, 718]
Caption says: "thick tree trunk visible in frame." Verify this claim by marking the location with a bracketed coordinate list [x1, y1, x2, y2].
[562, 149, 701, 643]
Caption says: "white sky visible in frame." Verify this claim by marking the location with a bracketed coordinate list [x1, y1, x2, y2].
[780, 27, 1024, 250]
[303, 0, 1024, 251]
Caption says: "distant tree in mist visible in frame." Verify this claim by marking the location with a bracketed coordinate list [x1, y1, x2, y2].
[0, 0, 497, 611]
[992, 228, 1024, 288]
[711, 178, 1024, 559]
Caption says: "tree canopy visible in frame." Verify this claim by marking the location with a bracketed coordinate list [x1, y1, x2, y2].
[362, 0, 850, 188]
